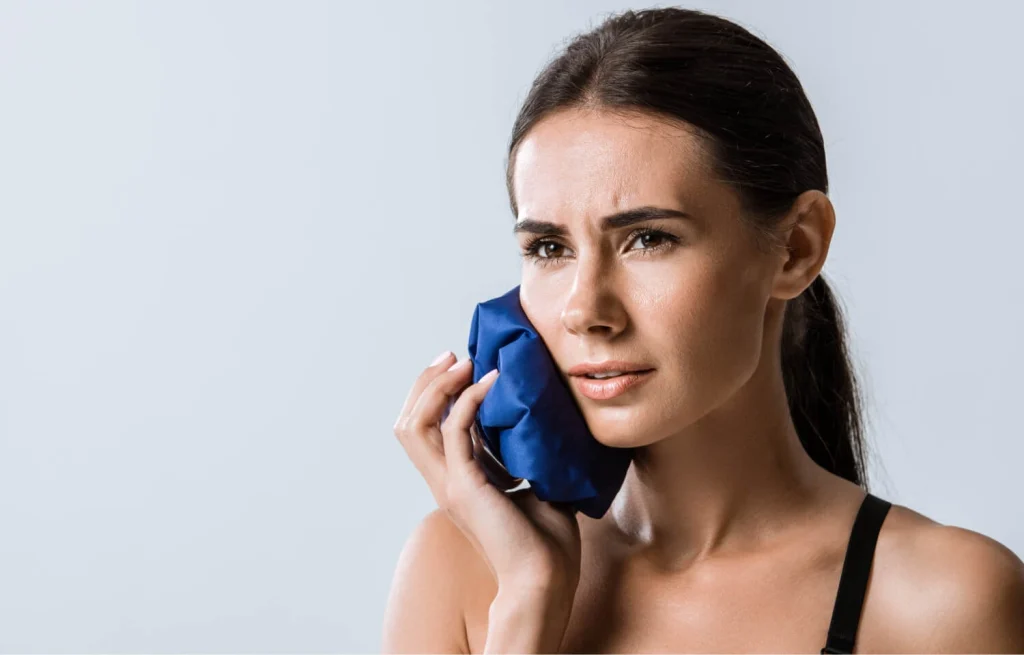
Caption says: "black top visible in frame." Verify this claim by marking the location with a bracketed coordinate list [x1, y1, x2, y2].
[820, 492, 892, 654]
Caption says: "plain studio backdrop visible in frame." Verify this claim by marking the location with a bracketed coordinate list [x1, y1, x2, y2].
[1, 0, 1021, 651]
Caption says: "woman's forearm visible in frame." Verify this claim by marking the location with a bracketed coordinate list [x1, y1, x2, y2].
[484, 584, 575, 654]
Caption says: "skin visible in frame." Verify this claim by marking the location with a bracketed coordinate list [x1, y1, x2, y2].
[383, 107, 1024, 653]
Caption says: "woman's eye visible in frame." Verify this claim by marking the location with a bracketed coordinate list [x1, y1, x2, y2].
[627, 229, 677, 252]
[538, 242, 563, 258]
[521, 240, 568, 262]
[630, 233, 662, 249]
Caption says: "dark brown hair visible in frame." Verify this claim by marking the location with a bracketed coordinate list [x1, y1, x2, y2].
[504, 7, 868, 486]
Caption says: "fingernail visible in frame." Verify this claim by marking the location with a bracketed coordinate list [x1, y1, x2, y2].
[447, 358, 471, 371]
[431, 350, 452, 365]
[482, 368, 499, 381]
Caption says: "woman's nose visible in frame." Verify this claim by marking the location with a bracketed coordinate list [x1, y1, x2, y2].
[559, 263, 627, 337]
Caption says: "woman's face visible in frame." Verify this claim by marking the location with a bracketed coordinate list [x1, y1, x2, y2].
[511, 108, 784, 448]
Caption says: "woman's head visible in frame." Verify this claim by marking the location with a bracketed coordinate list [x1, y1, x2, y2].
[505, 8, 867, 486]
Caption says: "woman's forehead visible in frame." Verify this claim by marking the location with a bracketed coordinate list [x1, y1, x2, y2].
[511, 109, 722, 224]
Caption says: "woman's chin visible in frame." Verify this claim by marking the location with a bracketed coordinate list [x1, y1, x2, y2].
[585, 414, 662, 449]
[592, 433, 645, 449]
[583, 400, 700, 449]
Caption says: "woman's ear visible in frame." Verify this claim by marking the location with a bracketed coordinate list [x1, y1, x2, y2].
[771, 189, 836, 300]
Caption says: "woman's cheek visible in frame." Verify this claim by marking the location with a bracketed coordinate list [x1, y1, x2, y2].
[690, 268, 768, 396]
[520, 277, 559, 326]
[665, 263, 761, 392]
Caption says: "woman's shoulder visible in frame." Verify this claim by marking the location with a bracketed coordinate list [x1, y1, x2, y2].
[863, 500, 1024, 651]
[382, 509, 497, 653]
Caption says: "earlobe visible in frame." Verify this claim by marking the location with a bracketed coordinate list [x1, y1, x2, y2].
[770, 190, 835, 301]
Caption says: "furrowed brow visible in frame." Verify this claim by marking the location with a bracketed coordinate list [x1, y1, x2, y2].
[513, 206, 693, 236]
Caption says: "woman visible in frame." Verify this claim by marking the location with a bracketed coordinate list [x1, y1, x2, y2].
[384, 7, 1024, 653]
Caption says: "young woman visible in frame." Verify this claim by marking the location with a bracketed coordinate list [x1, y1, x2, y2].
[383, 7, 1024, 653]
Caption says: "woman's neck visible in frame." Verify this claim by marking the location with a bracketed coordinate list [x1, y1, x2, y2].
[592, 349, 838, 566]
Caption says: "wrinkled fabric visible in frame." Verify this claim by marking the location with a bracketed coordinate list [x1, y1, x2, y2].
[465, 285, 633, 519]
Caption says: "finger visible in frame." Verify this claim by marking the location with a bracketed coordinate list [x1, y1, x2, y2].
[442, 368, 499, 469]
[405, 357, 476, 436]
[393, 350, 455, 430]
[397, 358, 476, 492]
[392, 353, 461, 495]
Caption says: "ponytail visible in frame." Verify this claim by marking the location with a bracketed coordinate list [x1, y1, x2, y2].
[781, 274, 868, 487]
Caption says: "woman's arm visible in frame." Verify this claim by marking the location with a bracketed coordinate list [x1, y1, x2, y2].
[485, 581, 576, 653]
[385, 353, 583, 653]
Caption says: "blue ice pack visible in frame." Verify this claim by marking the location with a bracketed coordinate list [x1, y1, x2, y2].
[466, 285, 633, 519]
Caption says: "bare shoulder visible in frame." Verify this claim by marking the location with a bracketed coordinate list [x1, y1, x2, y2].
[381, 509, 496, 654]
[863, 502, 1024, 652]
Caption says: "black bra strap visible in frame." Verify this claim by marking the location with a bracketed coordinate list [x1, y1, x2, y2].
[821, 492, 892, 654]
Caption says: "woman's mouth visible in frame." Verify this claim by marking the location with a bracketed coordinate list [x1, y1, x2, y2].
[570, 369, 655, 400]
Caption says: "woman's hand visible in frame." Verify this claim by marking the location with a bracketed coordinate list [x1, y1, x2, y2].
[392, 351, 581, 649]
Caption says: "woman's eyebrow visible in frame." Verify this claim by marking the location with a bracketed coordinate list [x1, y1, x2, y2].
[513, 206, 693, 236]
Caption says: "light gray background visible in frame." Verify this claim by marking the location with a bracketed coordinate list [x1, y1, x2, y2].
[1, 0, 1021, 651]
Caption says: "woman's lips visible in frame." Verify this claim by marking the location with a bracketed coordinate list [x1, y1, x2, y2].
[570, 369, 655, 400]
